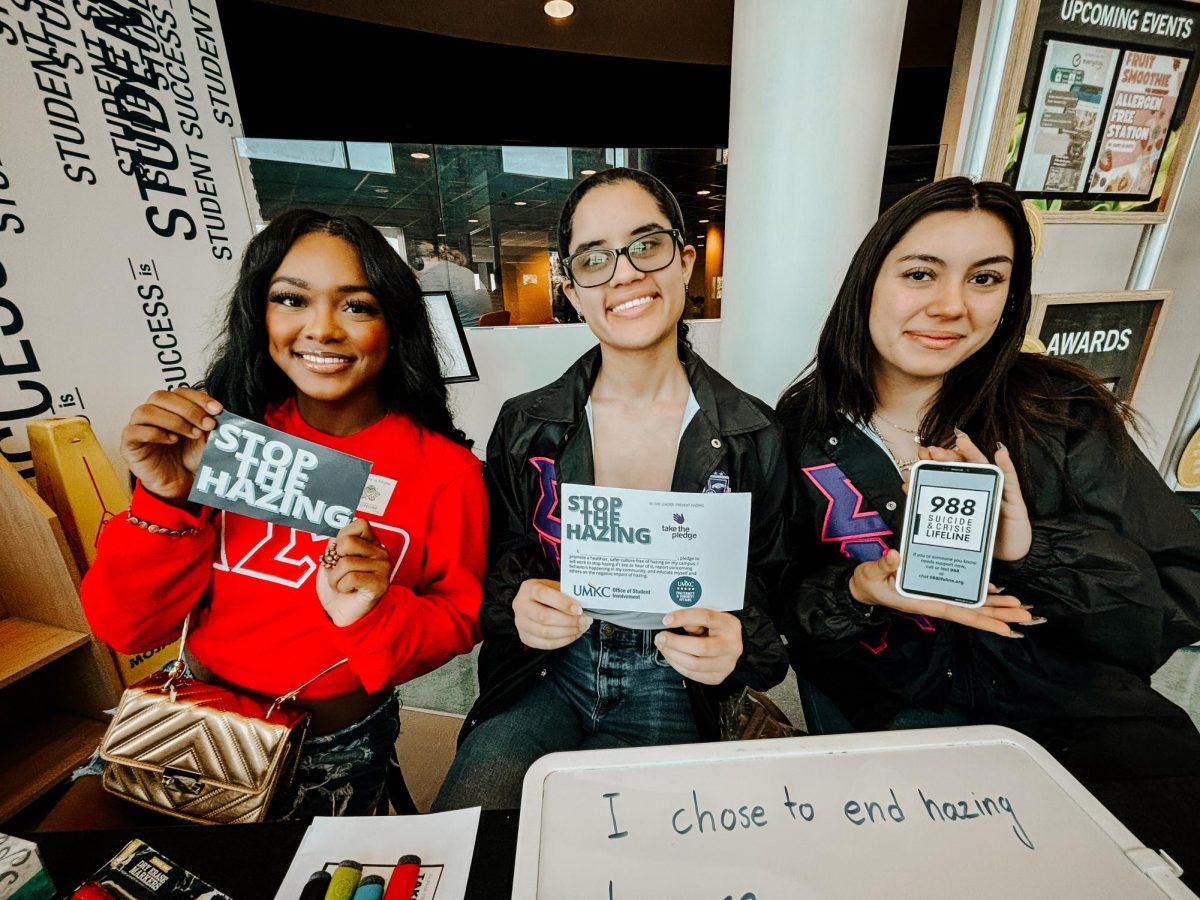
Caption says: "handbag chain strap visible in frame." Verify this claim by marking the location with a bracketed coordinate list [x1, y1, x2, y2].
[163, 613, 349, 717]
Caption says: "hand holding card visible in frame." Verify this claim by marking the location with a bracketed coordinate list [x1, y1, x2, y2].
[919, 431, 1032, 564]
[120, 387, 223, 501]
[318, 517, 392, 626]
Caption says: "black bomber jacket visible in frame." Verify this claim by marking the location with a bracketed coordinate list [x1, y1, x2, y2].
[459, 345, 791, 744]
[778, 379, 1200, 779]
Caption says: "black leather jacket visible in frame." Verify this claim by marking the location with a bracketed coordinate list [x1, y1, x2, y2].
[779, 380, 1200, 779]
[460, 345, 790, 743]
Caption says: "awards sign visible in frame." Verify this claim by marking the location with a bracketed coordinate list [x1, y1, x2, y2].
[0, 1, 253, 481]
[1030, 290, 1168, 400]
[559, 484, 750, 614]
[188, 411, 372, 538]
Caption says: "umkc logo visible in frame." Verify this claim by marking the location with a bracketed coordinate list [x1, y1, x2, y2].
[573, 584, 612, 598]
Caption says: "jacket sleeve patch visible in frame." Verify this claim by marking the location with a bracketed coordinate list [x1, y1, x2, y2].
[529, 456, 562, 567]
[803, 463, 893, 562]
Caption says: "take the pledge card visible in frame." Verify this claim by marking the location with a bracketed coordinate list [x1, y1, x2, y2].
[559, 483, 750, 614]
[187, 411, 372, 538]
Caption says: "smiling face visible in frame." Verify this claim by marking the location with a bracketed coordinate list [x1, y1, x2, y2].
[265, 230, 390, 431]
[562, 180, 695, 354]
[868, 209, 1014, 392]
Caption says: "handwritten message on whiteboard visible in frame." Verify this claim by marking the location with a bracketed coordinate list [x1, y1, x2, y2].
[514, 727, 1188, 899]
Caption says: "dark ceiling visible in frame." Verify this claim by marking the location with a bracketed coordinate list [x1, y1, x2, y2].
[221, 1, 954, 251]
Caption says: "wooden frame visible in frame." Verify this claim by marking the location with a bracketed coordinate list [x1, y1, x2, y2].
[984, 0, 1200, 223]
[1028, 289, 1170, 399]
[422, 291, 480, 384]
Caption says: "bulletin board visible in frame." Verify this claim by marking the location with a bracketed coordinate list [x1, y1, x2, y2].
[983, 0, 1200, 222]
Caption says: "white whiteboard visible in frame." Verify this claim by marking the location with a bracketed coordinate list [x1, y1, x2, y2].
[514, 726, 1194, 899]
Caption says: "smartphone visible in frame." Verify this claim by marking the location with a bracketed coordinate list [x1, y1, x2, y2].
[896, 460, 1004, 607]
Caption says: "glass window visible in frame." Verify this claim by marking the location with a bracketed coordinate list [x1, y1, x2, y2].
[235, 141, 940, 328]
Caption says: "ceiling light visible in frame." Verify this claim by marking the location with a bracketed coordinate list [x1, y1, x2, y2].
[544, 0, 574, 19]
[696, 189, 711, 196]
[580, 169, 596, 176]
[698, 219, 709, 224]
[514, 201, 527, 206]
[437, 233, 446, 237]
[468, 218, 480, 223]
[410, 151, 431, 160]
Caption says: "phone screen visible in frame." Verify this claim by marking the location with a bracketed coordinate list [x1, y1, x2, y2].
[898, 461, 1002, 606]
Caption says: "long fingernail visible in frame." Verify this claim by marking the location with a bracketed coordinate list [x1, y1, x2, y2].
[997, 441, 1008, 452]
[1005, 631, 1026, 639]
[1019, 604, 1035, 610]
[1017, 616, 1047, 626]
[954, 427, 965, 437]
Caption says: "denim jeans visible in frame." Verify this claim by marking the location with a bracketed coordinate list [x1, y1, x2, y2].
[267, 693, 400, 819]
[434, 620, 699, 811]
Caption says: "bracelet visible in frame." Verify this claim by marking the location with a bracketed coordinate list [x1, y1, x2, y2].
[127, 513, 199, 537]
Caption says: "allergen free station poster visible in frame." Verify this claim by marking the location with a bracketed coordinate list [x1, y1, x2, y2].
[559, 484, 750, 614]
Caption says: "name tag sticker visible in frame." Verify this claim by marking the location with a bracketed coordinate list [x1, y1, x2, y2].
[357, 474, 398, 516]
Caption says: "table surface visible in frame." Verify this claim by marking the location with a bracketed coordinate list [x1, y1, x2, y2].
[19, 778, 1200, 899]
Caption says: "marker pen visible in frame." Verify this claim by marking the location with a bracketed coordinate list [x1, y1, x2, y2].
[71, 883, 117, 900]
[299, 870, 332, 900]
[351, 874, 385, 900]
[324, 861, 363, 900]
[382, 855, 421, 900]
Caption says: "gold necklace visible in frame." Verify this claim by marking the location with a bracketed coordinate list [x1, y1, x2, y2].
[872, 411, 922, 440]
[869, 418, 919, 470]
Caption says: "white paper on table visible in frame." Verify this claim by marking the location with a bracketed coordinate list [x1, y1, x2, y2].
[559, 484, 751, 614]
[273, 808, 481, 900]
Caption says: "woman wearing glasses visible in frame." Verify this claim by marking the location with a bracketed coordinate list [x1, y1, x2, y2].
[434, 169, 789, 810]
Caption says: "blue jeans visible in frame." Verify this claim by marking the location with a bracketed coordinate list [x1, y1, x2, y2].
[267, 693, 400, 819]
[434, 620, 700, 811]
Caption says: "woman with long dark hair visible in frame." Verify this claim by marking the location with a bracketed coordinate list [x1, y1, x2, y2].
[434, 168, 790, 810]
[778, 177, 1200, 778]
[79, 209, 488, 819]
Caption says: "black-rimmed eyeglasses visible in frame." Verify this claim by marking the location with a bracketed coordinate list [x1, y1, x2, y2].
[563, 229, 684, 288]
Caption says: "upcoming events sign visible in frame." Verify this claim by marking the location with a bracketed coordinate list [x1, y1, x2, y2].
[559, 484, 750, 615]
[1001, 0, 1200, 214]
[0, 0, 253, 481]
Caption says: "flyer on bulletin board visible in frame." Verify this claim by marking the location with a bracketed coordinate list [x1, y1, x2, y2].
[559, 484, 751, 614]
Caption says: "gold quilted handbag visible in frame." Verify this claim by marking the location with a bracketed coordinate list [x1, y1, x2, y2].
[99, 616, 346, 824]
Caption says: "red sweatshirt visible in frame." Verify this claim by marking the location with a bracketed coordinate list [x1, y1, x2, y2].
[82, 399, 488, 698]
